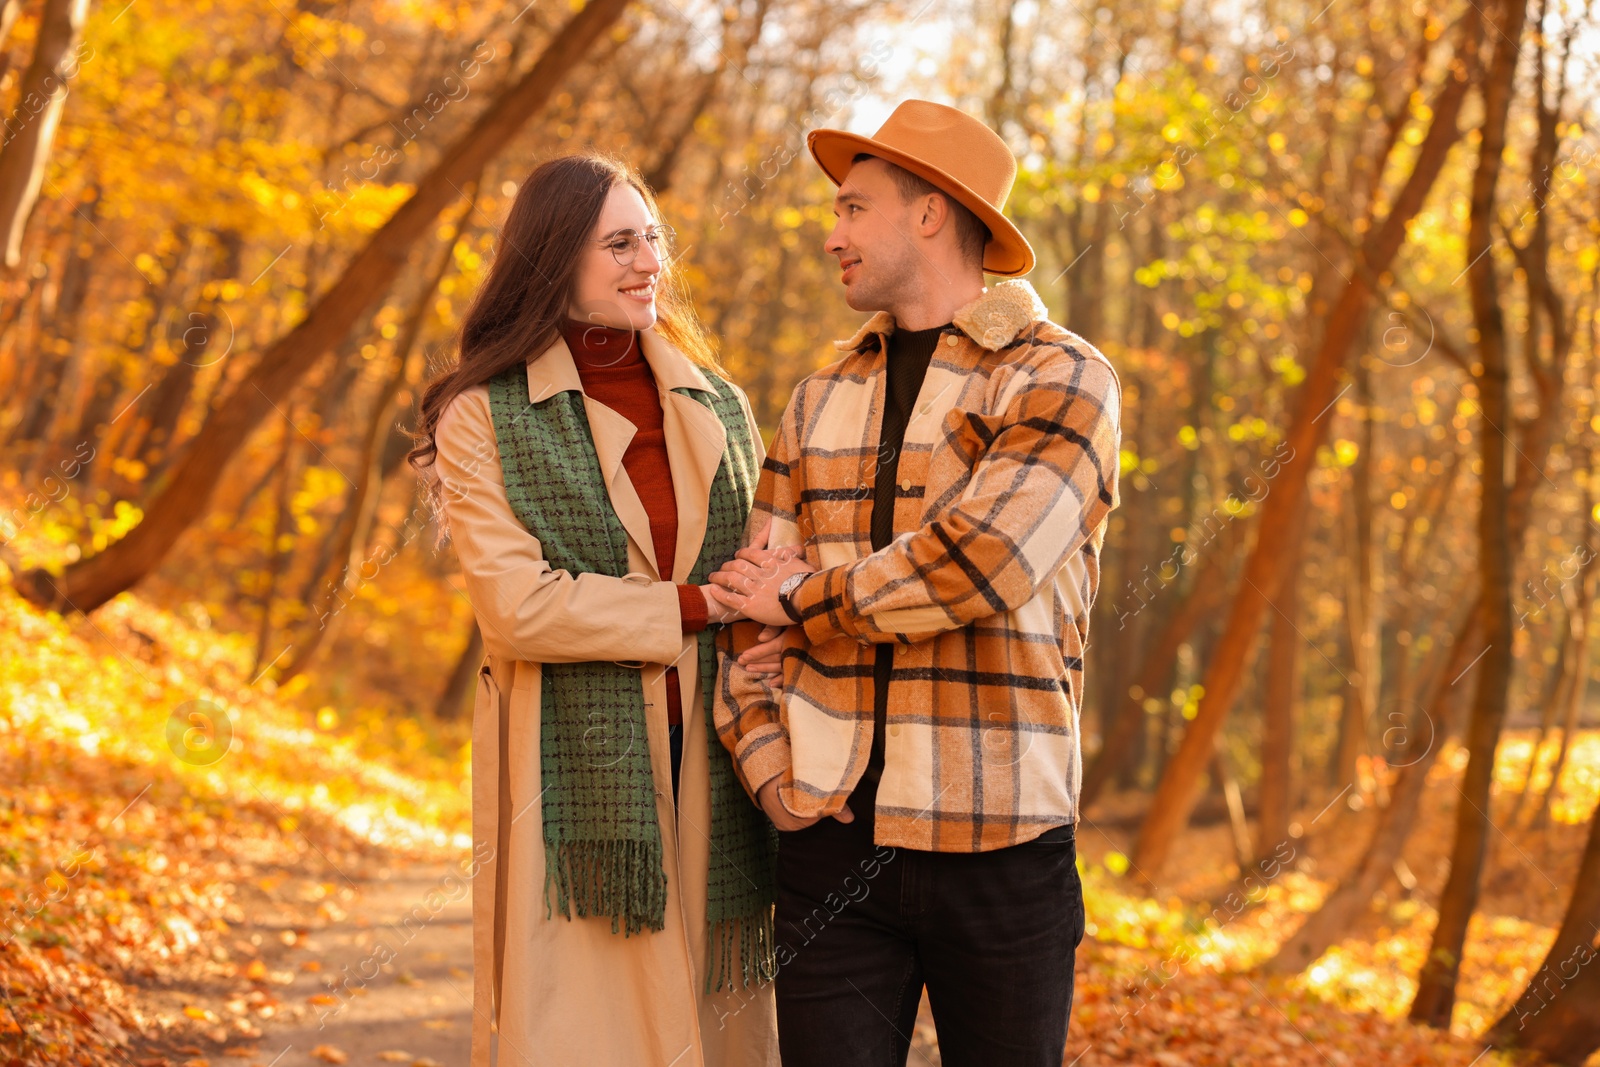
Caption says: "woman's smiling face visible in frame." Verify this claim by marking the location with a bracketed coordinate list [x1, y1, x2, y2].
[567, 182, 662, 332]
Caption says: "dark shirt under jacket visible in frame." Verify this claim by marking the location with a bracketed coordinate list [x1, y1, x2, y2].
[855, 322, 947, 803]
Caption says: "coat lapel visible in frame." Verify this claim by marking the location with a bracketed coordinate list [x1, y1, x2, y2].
[525, 334, 657, 577]
[640, 330, 726, 584]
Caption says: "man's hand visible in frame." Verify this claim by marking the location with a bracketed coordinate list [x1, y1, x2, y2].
[740, 624, 788, 683]
[708, 549, 816, 628]
[702, 519, 804, 626]
[756, 777, 853, 831]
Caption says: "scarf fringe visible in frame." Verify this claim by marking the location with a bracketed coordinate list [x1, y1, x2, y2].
[704, 911, 778, 994]
[543, 837, 668, 936]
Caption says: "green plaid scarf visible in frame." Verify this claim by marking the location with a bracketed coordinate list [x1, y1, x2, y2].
[486, 359, 777, 992]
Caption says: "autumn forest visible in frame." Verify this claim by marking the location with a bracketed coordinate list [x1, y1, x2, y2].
[0, 0, 1598, 1063]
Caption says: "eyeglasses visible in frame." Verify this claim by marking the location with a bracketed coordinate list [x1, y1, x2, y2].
[593, 225, 675, 266]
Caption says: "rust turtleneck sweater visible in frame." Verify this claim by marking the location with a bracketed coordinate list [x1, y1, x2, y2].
[561, 320, 708, 726]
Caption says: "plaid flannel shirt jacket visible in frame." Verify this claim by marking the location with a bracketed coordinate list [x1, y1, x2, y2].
[715, 278, 1124, 852]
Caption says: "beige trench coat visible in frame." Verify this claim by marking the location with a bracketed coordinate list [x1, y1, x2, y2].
[434, 329, 779, 1067]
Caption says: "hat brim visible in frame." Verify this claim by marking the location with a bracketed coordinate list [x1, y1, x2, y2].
[806, 128, 1035, 278]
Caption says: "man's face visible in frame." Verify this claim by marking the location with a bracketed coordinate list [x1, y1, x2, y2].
[823, 158, 920, 314]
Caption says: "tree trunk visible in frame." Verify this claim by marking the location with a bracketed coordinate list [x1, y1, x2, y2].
[65, 337, 131, 458]
[1334, 359, 1378, 789]
[251, 420, 302, 678]
[16, 0, 633, 614]
[1510, 600, 1575, 826]
[0, 1, 26, 73]
[1128, 17, 1482, 883]
[1532, 507, 1597, 829]
[1529, 636, 1588, 830]
[1482, 796, 1600, 1062]
[11, 190, 95, 452]
[640, 0, 769, 195]
[1091, 364, 1149, 782]
[272, 222, 464, 684]
[1379, 450, 1465, 732]
[1408, 0, 1529, 1026]
[1214, 741, 1253, 871]
[1258, 504, 1306, 865]
[0, 0, 89, 270]
[1533, 642, 1591, 829]
[118, 230, 243, 486]
[1261, 602, 1480, 974]
[434, 620, 485, 721]
[1081, 520, 1238, 811]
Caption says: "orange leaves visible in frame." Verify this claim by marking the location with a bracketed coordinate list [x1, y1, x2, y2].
[0, 934, 141, 1063]
[1065, 942, 1494, 1065]
[0, 586, 473, 1066]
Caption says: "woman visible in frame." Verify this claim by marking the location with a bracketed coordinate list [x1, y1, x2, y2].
[409, 154, 779, 1067]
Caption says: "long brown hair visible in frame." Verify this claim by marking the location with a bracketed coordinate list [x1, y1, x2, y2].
[408, 153, 718, 528]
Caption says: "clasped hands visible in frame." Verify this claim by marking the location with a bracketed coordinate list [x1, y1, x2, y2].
[708, 525, 816, 627]
[690, 519, 796, 680]
[707, 523, 853, 830]
[700, 520, 817, 678]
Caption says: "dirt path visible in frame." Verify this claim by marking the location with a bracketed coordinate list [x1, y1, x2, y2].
[247, 860, 476, 1067]
[241, 859, 941, 1067]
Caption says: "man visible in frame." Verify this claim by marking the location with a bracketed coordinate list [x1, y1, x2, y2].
[708, 99, 1122, 1067]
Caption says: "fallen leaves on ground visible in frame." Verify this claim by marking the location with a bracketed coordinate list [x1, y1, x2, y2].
[2, 581, 1596, 1065]
[0, 586, 462, 1065]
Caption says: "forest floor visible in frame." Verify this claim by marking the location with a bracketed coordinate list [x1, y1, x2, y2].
[0, 585, 1594, 1067]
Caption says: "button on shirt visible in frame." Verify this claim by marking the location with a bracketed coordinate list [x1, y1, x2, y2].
[717, 279, 1125, 852]
[858, 323, 948, 798]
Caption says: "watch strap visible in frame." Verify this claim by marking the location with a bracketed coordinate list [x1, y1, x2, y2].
[777, 572, 807, 624]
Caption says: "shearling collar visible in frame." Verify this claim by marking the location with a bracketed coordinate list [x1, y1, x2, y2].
[833, 278, 1050, 354]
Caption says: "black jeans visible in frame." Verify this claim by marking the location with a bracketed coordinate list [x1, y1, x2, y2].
[772, 778, 1085, 1067]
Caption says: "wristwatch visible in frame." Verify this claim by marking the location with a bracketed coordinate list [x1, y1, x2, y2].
[776, 572, 808, 624]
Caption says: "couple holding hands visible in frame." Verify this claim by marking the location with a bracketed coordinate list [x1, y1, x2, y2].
[411, 99, 1123, 1067]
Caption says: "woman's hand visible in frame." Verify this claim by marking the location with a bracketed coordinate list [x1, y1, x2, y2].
[700, 584, 744, 625]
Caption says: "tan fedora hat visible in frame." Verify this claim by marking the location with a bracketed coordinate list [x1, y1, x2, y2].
[806, 99, 1035, 277]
